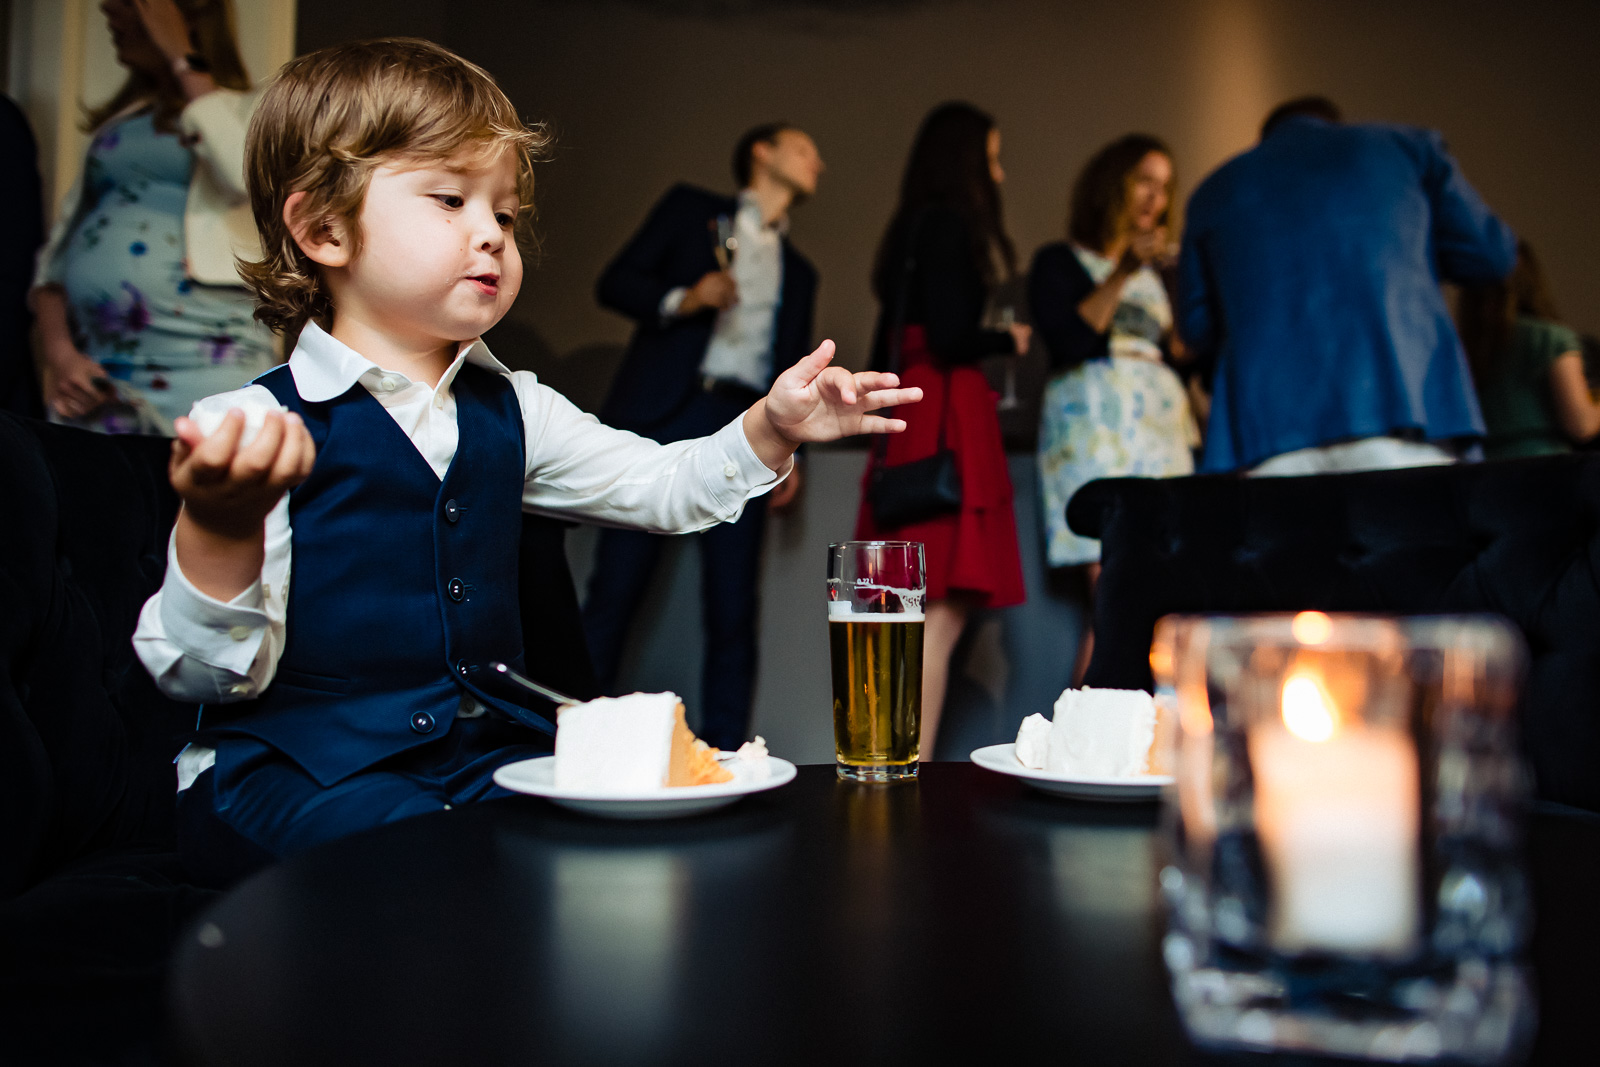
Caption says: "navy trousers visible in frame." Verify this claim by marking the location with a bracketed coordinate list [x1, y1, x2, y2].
[582, 388, 768, 750]
[176, 716, 550, 887]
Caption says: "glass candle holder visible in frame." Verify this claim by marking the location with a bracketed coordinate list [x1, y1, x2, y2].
[1152, 613, 1533, 1063]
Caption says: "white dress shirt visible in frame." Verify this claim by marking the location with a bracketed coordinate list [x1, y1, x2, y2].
[136, 322, 786, 788]
[660, 191, 785, 392]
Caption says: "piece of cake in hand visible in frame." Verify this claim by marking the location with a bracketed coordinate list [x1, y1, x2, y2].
[1013, 687, 1159, 777]
[554, 692, 734, 791]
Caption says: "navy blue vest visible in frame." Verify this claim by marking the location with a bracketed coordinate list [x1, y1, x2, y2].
[202, 363, 553, 787]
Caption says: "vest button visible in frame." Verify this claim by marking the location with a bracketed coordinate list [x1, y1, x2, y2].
[448, 577, 465, 601]
[411, 711, 436, 734]
[456, 660, 471, 678]
[444, 499, 460, 522]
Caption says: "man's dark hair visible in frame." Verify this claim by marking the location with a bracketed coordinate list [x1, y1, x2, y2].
[733, 122, 794, 187]
[1260, 96, 1342, 139]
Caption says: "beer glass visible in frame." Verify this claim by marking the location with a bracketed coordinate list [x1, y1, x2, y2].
[827, 541, 925, 782]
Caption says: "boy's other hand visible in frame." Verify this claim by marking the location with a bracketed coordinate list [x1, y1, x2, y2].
[743, 340, 924, 471]
[170, 409, 316, 540]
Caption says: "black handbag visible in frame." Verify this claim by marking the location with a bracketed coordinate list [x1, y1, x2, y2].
[867, 212, 963, 529]
[869, 435, 961, 529]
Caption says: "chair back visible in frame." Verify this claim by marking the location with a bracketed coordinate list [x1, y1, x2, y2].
[0, 411, 595, 897]
[1068, 455, 1600, 812]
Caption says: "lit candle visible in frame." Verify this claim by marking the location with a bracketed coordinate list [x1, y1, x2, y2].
[1249, 668, 1420, 956]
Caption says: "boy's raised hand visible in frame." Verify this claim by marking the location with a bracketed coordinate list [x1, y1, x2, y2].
[744, 340, 923, 470]
[169, 409, 316, 600]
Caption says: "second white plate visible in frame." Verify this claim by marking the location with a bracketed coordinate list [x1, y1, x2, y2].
[493, 754, 797, 819]
[970, 743, 1171, 802]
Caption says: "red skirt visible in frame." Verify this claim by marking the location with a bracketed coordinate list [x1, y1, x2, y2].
[854, 326, 1026, 608]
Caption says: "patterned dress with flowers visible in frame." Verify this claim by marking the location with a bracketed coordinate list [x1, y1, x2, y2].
[58, 110, 275, 434]
[1035, 245, 1197, 567]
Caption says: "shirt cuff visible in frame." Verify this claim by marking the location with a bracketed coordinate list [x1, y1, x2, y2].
[158, 538, 270, 676]
[659, 287, 689, 321]
[703, 415, 788, 515]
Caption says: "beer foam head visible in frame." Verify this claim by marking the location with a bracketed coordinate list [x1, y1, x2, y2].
[828, 601, 925, 622]
[827, 583, 925, 618]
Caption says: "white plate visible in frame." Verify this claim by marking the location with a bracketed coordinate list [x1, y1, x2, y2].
[969, 743, 1172, 802]
[493, 755, 797, 819]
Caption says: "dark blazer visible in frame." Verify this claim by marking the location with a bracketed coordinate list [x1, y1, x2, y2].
[597, 184, 817, 434]
[869, 206, 1015, 373]
[1029, 242, 1111, 372]
[1178, 116, 1516, 472]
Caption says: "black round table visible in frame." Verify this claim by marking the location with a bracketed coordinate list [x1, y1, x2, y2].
[167, 763, 1597, 1066]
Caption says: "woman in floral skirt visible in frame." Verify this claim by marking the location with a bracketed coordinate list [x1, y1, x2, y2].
[1031, 134, 1198, 680]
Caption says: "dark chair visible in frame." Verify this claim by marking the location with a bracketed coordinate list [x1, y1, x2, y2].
[0, 410, 595, 1064]
[1068, 454, 1600, 813]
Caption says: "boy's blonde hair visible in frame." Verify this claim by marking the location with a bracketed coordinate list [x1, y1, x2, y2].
[239, 38, 547, 333]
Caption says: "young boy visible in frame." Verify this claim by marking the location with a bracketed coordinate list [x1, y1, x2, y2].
[132, 38, 919, 883]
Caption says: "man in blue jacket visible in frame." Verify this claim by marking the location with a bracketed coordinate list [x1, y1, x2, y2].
[1177, 97, 1516, 475]
[585, 123, 823, 748]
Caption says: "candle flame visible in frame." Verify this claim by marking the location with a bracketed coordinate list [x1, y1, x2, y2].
[1282, 672, 1338, 741]
[1291, 611, 1333, 645]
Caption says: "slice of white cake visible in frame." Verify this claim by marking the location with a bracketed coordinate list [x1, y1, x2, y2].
[1044, 687, 1158, 778]
[553, 692, 735, 792]
[554, 693, 677, 791]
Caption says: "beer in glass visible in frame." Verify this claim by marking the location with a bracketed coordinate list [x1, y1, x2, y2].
[827, 541, 925, 781]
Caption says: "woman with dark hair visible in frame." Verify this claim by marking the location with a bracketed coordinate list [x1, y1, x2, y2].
[1459, 240, 1600, 457]
[856, 102, 1031, 755]
[1030, 134, 1196, 680]
[33, 0, 274, 434]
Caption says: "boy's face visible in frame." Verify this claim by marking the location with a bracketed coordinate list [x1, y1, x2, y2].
[341, 148, 523, 347]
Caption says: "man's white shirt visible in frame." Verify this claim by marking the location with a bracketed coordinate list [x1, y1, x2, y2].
[134, 322, 789, 737]
[658, 190, 785, 392]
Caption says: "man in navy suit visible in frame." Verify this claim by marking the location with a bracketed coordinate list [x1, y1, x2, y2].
[1178, 97, 1516, 475]
[584, 123, 823, 748]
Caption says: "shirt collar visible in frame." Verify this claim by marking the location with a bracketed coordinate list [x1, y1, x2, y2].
[288, 321, 511, 401]
[736, 189, 789, 237]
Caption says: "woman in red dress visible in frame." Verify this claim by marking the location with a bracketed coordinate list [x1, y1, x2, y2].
[856, 102, 1031, 755]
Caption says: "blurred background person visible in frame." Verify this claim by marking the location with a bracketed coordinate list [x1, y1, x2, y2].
[32, 0, 273, 435]
[2, 94, 45, 418]
[1178, 96, 1517, 476]
[1459, 239, 1600, 457]
[1030, 134, 1196, 682]
[583, 122, 822, 750]
[856, 102, 1031, 755]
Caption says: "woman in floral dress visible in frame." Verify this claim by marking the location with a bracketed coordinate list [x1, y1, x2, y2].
[1030, 134, 1197, 679]
[33, 0, 273, 434]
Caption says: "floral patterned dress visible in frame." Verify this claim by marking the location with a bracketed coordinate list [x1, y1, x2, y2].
[57, 110, 275, 434]
[1036, 246, 1197, 567]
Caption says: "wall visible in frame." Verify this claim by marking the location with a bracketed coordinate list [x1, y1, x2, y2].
[297, 0, 1600, 395]
[289, 0, 1600, 758]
